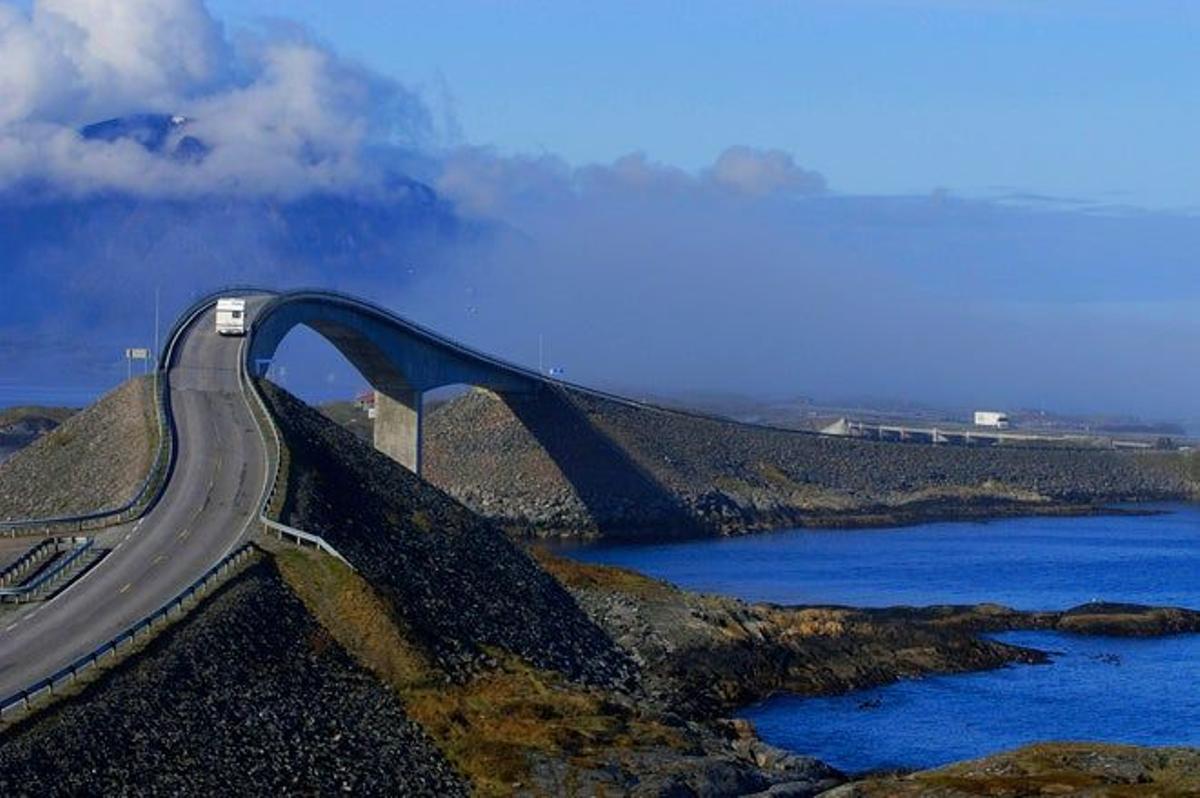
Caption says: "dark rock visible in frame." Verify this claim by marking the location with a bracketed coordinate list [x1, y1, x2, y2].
[0, 559, 467, 796]
[261, 381, 638, 688]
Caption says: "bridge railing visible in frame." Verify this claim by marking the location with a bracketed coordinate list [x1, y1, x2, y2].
[0, 543, 260, 723]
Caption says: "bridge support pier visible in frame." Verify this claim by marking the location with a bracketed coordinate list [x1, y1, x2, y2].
[374, 388, 423, 476]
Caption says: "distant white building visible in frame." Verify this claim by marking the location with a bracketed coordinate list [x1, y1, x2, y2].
[974, 410, 1010, 429]
[355, 390, 378, 419]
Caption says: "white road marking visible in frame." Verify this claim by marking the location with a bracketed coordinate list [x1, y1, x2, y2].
[118, 583, 132, 594]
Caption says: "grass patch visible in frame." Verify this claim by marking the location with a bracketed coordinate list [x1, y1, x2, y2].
[275, 547, 433, 689]
[861, 743, 1200, 797]
[403, 653, 684, 795]
[410, 509, 434, 533]
[276, 547, 683, 796]
[532, 547, 676, 600]
[756, 461, 796, 490]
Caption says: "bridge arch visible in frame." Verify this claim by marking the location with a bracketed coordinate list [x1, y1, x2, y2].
[247, 291, 542, 474]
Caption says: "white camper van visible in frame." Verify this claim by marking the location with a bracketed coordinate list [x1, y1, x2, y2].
[215, 297, 247, 336]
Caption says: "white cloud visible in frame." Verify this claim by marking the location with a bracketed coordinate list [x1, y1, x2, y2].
[0, 0, 430, 198]
[436, 145, 827, 218]
[706, 146, 826, 196]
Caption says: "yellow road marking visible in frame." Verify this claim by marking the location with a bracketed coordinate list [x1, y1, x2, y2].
[119, 583, 132, 594]
[177, 529, 190, 540]
[152, 554, 166, 565]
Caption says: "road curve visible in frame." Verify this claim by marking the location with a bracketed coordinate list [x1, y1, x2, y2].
[0, 302, 267, 699]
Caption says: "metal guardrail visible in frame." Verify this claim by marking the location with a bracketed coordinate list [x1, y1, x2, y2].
[235, 330, 351, 566]
[0, 538, 94, 603]
[0, 543, 259, 722]
[0, 288, 343, 725]
[0, 539, 59, 587]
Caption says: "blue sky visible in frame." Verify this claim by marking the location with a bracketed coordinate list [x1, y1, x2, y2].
[206, 0, 1200, 208]
[3, 0, 1199, 420]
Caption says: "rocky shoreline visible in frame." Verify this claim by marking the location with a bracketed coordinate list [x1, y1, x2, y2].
[2, 382, 1197, 796]
[535, 551, 1200, 719]
[826, 743, 1200, 796]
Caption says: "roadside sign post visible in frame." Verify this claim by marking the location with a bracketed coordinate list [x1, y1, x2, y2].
[125, 348, 151, 379]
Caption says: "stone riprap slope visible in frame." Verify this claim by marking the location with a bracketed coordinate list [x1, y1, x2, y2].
[260, 382, 636, 687]
[0, 559, 466, 796]
[424, 387, 1197, 538]
[0, 379, 155, 521]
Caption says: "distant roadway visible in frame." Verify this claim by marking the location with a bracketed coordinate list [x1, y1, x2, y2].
[0, 301, 267, 699]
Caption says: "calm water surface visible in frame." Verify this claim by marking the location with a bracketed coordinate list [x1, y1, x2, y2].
[564, 506, 1200, 773]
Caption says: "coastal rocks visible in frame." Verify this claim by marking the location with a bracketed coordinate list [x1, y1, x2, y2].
[523, 728, 844, 797]
[0, 414, 64, 464]
[537, 554, 1046, 718]
[0, 560, 467, 796]
[826, 742, 1200, 796]
[870, 602, 1200, 638]
[1055, 602, 1200, 637]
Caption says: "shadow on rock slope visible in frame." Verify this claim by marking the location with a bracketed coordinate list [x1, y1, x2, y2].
[260, 381, 637, 687]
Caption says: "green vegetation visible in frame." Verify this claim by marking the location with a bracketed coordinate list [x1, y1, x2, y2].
[533, 547, 677, 600]
[275, 547, 682, 797]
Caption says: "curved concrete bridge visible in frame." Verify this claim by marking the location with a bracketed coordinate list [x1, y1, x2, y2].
[248, 290, 545, 475]
[1, 287, 691, 710]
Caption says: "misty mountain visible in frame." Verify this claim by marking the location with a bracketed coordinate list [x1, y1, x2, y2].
[81, 114, 210, 163]
[0, 115, 485, 403]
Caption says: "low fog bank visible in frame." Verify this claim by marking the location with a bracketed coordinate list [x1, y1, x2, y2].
[394, 153, 1200, 422]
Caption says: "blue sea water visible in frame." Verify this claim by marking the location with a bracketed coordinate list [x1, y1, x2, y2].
[562, 506, 1200, 773]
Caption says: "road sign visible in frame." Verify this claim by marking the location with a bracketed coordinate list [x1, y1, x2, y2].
[125, 347, 152, 379]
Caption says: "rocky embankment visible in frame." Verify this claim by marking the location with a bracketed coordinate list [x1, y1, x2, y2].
[0, 558, 467, 795]
[258, 382, 850, 795]
[421, 387, 1198, 539]
[261, 382, 636, 687]
[0, 379, 154, 521]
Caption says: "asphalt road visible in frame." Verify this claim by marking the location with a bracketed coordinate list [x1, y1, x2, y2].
[0, 302, 267, 699]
